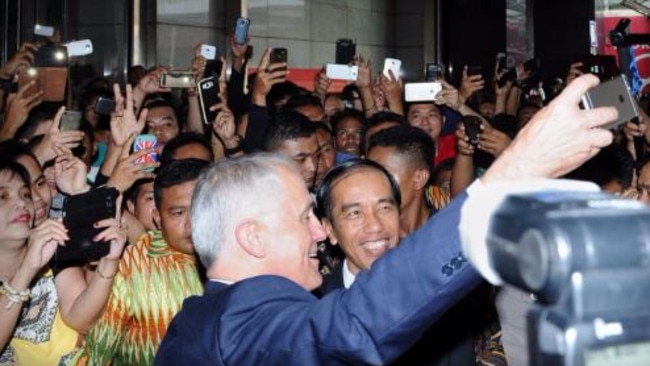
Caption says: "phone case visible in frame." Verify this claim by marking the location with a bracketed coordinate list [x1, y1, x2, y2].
[581, 75, 639, 130]
[198, 76, 221, 124]
[326, 64, 358, 81]
[270, 48, 288, 64]
[463, 116, 482, 146]
[425, 63, 443, 82]
[18, 67, 68, 102]
[234, 17, 250, 45]
[200, 44, 216, 60]
[94, 97, 116, 116]
[65, 39, 93, 57]
[383, 58, 401, 78]
[57, 187, 119, 263]
[336, 38, 356, 65]
[404, 82, 442, 102]
[133, 134, 158, 171]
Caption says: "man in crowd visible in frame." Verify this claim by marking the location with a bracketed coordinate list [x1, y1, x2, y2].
[155, 75, 616, 364]
[77, 159, 208, 365]
[263, 110, 321, 190]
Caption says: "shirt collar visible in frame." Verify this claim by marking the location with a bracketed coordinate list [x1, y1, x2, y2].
[342, 259, 356, 289]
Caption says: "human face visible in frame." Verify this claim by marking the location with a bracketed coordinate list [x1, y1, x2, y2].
[128, 181, 156, 231]
[367, 146, 421, 210]
[479, 101, 495, 119]
[16, 155, 51, 226]
[324, 168, 400, 275]
[315, 129, 336, 187]
[172, 142, 213, 162]
[262, 166, 327, 290]
[153, 180, 197, 255]
[0, 171, 33, 243]
[637, 163, 650, 204]
[295, 104, 326, 123]
[334, 117, 363, 157]
[275, 135, 320, 189]
[146, 106, 180, 148]
[407, 103, 443, 140]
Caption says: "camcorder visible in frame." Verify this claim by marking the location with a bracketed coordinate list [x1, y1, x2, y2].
[487, 190, 650, 366]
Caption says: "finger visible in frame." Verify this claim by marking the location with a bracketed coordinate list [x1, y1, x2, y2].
[128, 148, 156, 161]
[219, 56, 227, 82]
[15, 80, 36, 98]
[94, 218, 120, 230]
[588, 128, 615, 148]
[115, 195, 123, 222]
[258, 47, 272, 69]
[208, 101, 227, 112]
[51, 106, 66, 132]
[124, 84, 133, 115]
[136, 108, 148, 132]
[552, 74, 600, 106]
[581, 106, 619, 129]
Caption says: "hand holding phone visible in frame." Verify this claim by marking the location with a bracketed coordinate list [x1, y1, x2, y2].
[383, 58, 401, 79]
[270, 48, 288, 72]
[463, 115, 483, 146]
[581, 75, 639, 130]
[133, 134, 158, 171]
[198, 76, 221, 124]
[57, 187, 120, 263]
[60, 110, 82, 131]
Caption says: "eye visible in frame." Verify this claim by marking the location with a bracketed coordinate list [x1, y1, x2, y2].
[345, 209, 361, 219]
[171, 209, 185, 217]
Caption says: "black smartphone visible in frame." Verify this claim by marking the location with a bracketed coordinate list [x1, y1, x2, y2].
[574, 55, 619, 80]
[270, 48, 288, 71]
[57, 187, 119, 263]
[94, 96, 115, 116]
[198, 76, 220, 125]
[203, 58, 223, 80]
[34, 45, 68, 67]
[425, 63, 443, 82]
[463, 115, 483, 146]
[497, 68, 517, 88]
[234, 17, 250, 45]
[336, 38, 356, 65]
[467, 65, 483, 77]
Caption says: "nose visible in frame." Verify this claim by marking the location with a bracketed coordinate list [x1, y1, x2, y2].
[363, 210, 382, 233]
[309, 215, 327, 243]
[305, 155, 317, 175]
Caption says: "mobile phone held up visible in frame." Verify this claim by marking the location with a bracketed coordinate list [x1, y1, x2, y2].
[336, 38, 356, 65]
[270, 48, 288, 71]
[198, 76, 221, 124]
[57, 187, 120, 263]
[160, 71, 195, 88]
[234, 17, 250, 45]
[383, 58, 401, 79]
[94, 96, 116, 116]
[463, 115, 483, 147]
[581, 74, 639, 130]
[60, 110, 83, 131]
[326, 64, 358, 81]
[425, 63, 443, 82]
[133, 134, 158, 171]
[404, 82, 442, 102]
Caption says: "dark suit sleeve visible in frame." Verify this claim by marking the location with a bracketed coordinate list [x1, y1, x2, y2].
[242, 104, 270, 153]
[156, 192, 481, 365]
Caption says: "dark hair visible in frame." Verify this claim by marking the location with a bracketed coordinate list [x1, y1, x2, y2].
[341, 84, 361, 107]
[367, 124, 436, 172]
[361, 111, 407, 154]
[282, 93, 324, 116]
[313, 121, 333, 138]
[153, 159, 210, 209]
[315, 159, 401, 222]
[432, 157, 455, 184]
[330, 108, 366, 133]
[564, 144, 634, 190]
[404, 101, 440, 116]
[0, 140, 40, 168]
[142, 99, 179, 119]
[263, 111, 317, 151]
[160, 132, 213, 167]
[267, 81, 302, 110]
[14, 105, 60, 142]
[0, 158, 31, 187]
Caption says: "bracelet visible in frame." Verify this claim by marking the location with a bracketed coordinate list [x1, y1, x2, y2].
[224, 135, 244, 156]
[95, 266, 117, 280]
[0, 282, 30, 310]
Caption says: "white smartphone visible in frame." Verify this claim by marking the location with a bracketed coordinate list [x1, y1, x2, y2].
[34, 24, 55, 37]
[404, 82, 442, 102]
[200, 44, 217, 60]
[326, 64, 358, 81]
[64, 39, 93, 57]
[383, 58, 401, 78]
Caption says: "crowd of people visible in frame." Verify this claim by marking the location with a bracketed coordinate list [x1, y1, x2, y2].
[0, 26, 628, 365]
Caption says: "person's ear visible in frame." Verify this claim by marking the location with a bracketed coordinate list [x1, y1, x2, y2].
[413, 168, 430, 191]
[152, 208, 161, 230]
[322, 218, 339, 246]
[234, 219, 266, 258]
[126, 199, 135, 214]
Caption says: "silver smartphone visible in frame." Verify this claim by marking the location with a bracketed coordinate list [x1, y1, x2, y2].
[581, 75, 639, 130]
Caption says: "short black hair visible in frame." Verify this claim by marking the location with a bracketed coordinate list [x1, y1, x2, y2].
[367, 124, 436, 172]
[315, 159, 401, 222]
[313, 121, 333, 137]
[263, 111, 317, 152]
[404, 101, 440, 115]
[362, 111, 407, 154]
[153, 159, 210, 209]
[0, 158, 31, 187]
[330, 108, 366, 133]
[282, 93, 324, 115]
[142, 99, 179, 119]
[267, 81, 303, 110]
[0, 140, 40, 167]
[125, 177, 154, 206]
[160, 132, 213, 167]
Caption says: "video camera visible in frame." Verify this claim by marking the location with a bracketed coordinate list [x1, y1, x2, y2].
[487, 190, 650, 365]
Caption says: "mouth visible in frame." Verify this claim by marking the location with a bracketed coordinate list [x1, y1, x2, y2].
[360, 239, 392, 256]
[34, 205, 47, 220]
[11, 212, 32, 224]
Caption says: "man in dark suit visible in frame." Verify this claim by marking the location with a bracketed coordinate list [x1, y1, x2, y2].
[155, 75, 617, 365]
